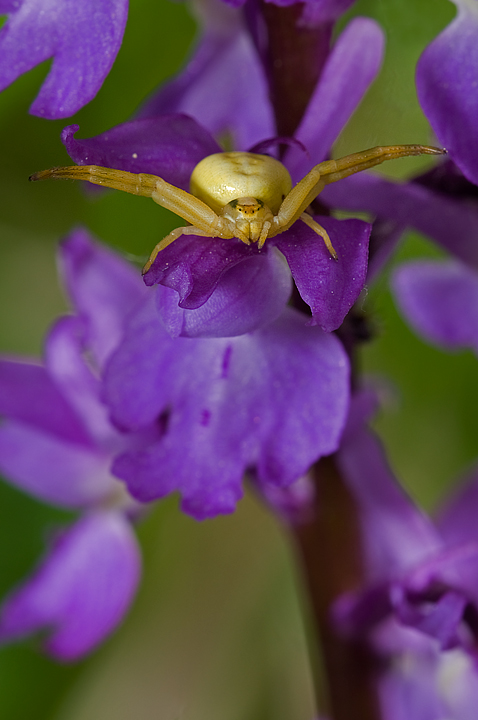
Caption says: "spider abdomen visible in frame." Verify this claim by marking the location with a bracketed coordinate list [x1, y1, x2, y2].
[190, 151, 292, 215]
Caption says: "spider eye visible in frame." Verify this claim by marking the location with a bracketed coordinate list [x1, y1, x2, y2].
[229, 198, 264, 215]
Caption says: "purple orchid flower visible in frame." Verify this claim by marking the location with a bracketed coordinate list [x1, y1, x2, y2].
[330, 393, 478, 718]
[102, 288, 350, 518]
[58, 15, 384, 337]
[0, 228, 150, 660]
[416, 0, 478, 188]
[1, 224, 350, 543]
[0, 0, 128, 119]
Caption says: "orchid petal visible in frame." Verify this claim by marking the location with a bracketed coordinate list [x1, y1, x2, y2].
[139, 0, 274, 150]
[59, 229, 146, 369]
[275, 216, 371, 332]
[62, 116, 221, 191]
[105, 298, 349, 518]
[416, 2, 478, 186]
[0, 512, 141, 660]
[0, 359, 90, 446]
[45, 316, 114, 444]
[0, 421, 114, 508]
[323, 173, 478, 267]
[0, 0, 128, 119]
[143, 234, 260, 308]
[285, 17, 384, 180]
[437, 467, 478, 546]
[337, 396, 441, 580]
[156, 247, 292, 337]
[392, 260, 478, 353]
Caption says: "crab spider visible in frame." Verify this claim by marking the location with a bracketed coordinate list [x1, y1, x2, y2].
[30, 144, 445, 274]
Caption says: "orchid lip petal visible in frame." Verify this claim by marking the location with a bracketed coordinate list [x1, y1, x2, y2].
[104, 297, 350, 518]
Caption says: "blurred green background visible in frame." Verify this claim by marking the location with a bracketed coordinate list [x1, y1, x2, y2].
[0, 0, 474, 718]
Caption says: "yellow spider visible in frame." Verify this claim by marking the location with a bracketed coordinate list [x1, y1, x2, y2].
[30, 144, 445, 274]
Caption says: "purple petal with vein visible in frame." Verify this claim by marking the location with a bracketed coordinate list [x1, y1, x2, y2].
[275, 216, 371, 332]
[0, 0, 128, 118]
[62, 116, 221, 191]
[156, 247, 292, 337]
[285, 17, 384, 181]
[104, 298, 350, 518]
[416, 2, 478, 186]
[0, 512, 141, 660]
[392, 260, 478, 353]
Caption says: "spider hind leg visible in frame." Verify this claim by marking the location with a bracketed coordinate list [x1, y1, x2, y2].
[299, 213, 338, 259]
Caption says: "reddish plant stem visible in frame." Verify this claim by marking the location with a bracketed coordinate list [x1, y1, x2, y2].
[292, 456, 381, 720]
[257, 2, 332, 138]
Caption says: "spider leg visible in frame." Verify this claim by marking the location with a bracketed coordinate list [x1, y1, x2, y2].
[143, 226, 216, 274]
[30, 165, 160, 196]
[151, 177, 229, 232]
[257, 221, 272, 249]
[271, 144, 445, 235]
[30, 165, 231, 235]
[316, 144, 446, 186]
[271, 166, 325, 235]
[299, 213, 337, 259]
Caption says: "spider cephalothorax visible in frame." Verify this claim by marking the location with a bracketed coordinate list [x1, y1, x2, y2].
[30, 145, 445, 274]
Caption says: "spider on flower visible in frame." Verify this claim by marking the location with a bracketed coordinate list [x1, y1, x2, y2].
[30, 144, 445, 274]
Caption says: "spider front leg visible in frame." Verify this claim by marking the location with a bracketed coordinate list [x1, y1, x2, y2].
[142, 226, 216, 274]
[315, 144, 446, 186]
[270, 144, 445, 256]
[30, 165, 237, 269]
[30, 165, 228, 231]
